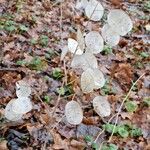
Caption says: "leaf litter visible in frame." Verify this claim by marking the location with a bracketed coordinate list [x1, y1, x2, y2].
[0, 0, 149, 149]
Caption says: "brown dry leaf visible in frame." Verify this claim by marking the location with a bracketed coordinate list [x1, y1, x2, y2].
[0, 140, 8, 150]
[112, 63, 133, 90]
[51, 131, 69, 150]
[70, 139, 86, 150]
[83, 116, 100, 125]
[76, 123, 102, 138]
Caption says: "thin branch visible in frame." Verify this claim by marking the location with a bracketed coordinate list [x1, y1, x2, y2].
[108, 73, 145, 142]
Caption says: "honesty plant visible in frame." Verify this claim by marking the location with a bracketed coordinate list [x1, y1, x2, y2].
[63, 0, 133, 125]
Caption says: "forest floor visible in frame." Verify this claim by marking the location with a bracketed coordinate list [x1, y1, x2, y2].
[0, 0, 150, 150]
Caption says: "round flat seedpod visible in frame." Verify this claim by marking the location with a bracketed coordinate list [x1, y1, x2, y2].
[71, 52, 98, 70]
[76, 0, 88, 10]
[107, 9, 133, 36]
[65, 101, 83, 125]
[81, 69, 95, 93]
[85, 0, 104, 21]
[85, 31, 104, 54]
[68, 38, 83, 55]
[93, 96, 111, 117]
[92, 68, 105, 89]
[101, 24, 120, 46]
[12, 97, 32, 114]
[4, 99, 23, 121]
[16, 80, 31, 98]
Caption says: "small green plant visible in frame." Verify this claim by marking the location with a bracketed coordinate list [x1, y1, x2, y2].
[56, 85, 73, 96]
[45, 49, 55, 59]
[84, 135, 93, 143]
[19, 24, 29, 32]
[57, 87, 65, 96]
[130, 127, 142, 137]
[16, 60, 27, 66]
[117, 125, 129, 138]
[30, 38, 37, 45]
[28, 57, 47, 71]
[100, 80, 115, 95]
[16, 57, 47, 71]
[39, 35, 49, 47]
[143, 97, 150, 106]
[43, 95, 52, 103]
[140, 52, 149, 58]
[103, 123, 142, 138]
[101, 143, 118, 150]
[144, 1, 150, 11]
[52, 68, 63, 80]
[125, 101, 138, 112]
[103, 45, 112, 55]
[103, 123, 118, 134]
[4, 20, 17, 32]
[84, 135, 99, 150]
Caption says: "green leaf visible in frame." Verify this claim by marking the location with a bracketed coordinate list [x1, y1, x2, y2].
[92, 142, 99, 150]
[143, 97, 150, 106]
[30, 38, 37, 45]
[125, 101, 138, 112]
[84, 135, 93, 143]
[28, 57, 47, 71]
[102, 144, 118, 150]
[140, 52, 149, 58]
[19, 25, 28, 32]
[103, 45, 112, 55]
[56, 87, 65, 96]
[16, 60, 27, 66]
[56, 85, 73, 96]
[39, 35, 49, 47]
[5, 25, 17, 32]
[118, 126, 129, 138]
[43, 95, 52, 103]
[103, 123, 118, 134]
[130, 128, 142, 137]
[52, 68, 63, 79]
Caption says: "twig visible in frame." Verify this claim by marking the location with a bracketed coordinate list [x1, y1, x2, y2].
[94, 113, 117, 143]
[108, 73, 145, 142]
[52, 80, 65, 115]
